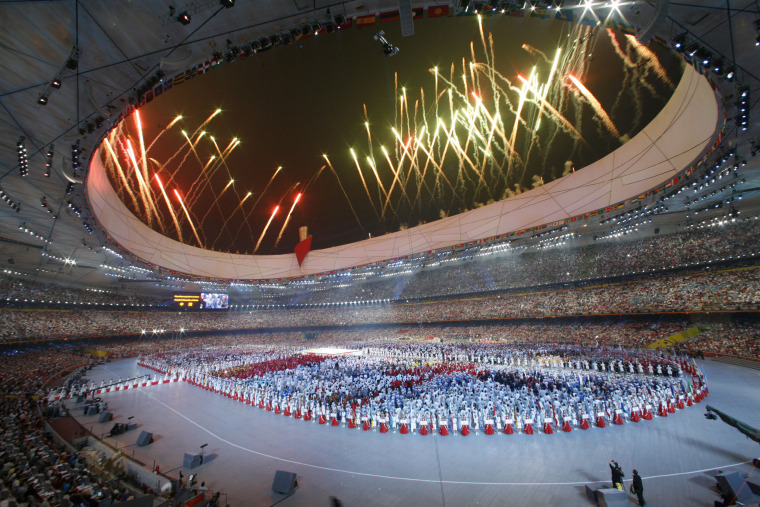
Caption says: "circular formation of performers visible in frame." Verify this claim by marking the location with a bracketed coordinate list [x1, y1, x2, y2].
[135, 343, 707, 436]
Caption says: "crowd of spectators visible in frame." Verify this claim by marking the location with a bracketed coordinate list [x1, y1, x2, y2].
[0, 212, 758, 362]
[0, 273, 157, 308]
[0, 345, 146, 506]
[1, 265, 758, 347]
[2, 215, 760, 311]
[257, 217, 760, 305]
[0, 311, 737, 505]
[683, 321, 760, 359]
[33, 317, 747, 362]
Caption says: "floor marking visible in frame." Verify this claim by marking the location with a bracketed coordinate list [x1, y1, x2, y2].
[130, 387, 753, 487]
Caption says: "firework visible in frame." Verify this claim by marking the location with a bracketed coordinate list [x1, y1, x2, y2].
[104, 20, 672, 254]
[154, 173, 183, 242]
[275, 192, 303, 247]
[254, 205, 279, 254]
[568, 74, 621, 138]
[173, 189, 203, 247]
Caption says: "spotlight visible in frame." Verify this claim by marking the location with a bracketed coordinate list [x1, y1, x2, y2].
[51, 78, 62, 89]
[219, 0, 235, 7]
[44, 144, 54, 177]
[38, 95, 48, 105]
[736, 86, 750, 131]
[726, 67, 736, 81]
[71, 141, 81, 170]
[17, 137, 28, 177]
[712, 59, 724, 76]
[65, 47, 79, 70]
[699, 50, 712, 68]
[673, 33, 687, 52]
[176, 11, 191, 25]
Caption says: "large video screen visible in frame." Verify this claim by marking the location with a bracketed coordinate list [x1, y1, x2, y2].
[173, 293, 229, 309]
[200, 292, 228, 309]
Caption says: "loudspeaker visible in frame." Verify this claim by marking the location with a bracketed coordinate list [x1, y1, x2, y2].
[271, 471, 297, 495]
[98, 411, 112, 423]
[109, 423, 124, 436]
[136, 431, 153, 447]
[716, 472, 755, 504]
[85, 405, 98, 416]
[183, 453, 202, 469]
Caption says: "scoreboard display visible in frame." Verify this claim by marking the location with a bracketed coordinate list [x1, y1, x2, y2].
[173, 293, 229, 309]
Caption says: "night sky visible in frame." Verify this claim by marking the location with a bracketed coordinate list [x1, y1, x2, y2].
[103, 15, 683, 255]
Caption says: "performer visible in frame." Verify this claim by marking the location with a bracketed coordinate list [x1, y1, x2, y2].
[631, 469, 645, 506]
[609, 460, 625, 490]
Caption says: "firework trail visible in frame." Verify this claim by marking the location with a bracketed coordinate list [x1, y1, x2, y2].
[134, 111, 151, 198]
[624, 34, 675, 88]
[125, 139, 161, 227]
[303, 165, 326, 193]
[275, 192, 302, 247]
[522, 43, 551, 63]
[185, 136, 238, 207]
[105, 18, 673, 252]
[173, 189, 203, 247]
[154, 173, 183, 242]
[161, 108, 222, 186]
[103, 137, 140, 211]
[252, 182, 300, 252]
[199, 178, 235, 226]
[254, 205, 279, 254]
[143, 114, 184, 159]
[568, 74, 621, 138]
[351, 148, 380, 219]
[323, 154, 365, 229]
[606, 29, 636, 68]
[379, 145, 413, 219]
[231, 166, 283, 246]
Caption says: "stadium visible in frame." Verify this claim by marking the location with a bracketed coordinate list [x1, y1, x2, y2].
[1, 1, 759, 506]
